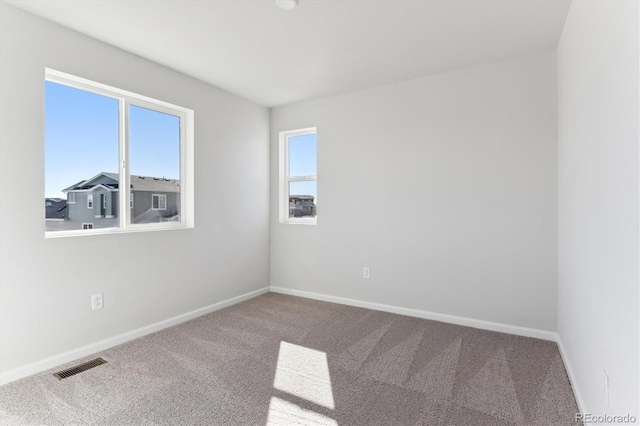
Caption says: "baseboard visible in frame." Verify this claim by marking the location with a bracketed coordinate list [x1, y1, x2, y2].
[270, 286, 558, 341]
[556, 334, 587, 414]
[0, 286, 270, 386]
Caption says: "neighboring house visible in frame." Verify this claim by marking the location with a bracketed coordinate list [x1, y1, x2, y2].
[47, 172, 180, 231]
[289, 195, 316, 218]
[45, 198, 67, 219]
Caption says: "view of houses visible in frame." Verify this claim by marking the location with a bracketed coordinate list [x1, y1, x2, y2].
[45, 172, 180, 231]
[289, 195, 316, 218]
[45, 198, 67, 220]
[47, 172, 316, 230]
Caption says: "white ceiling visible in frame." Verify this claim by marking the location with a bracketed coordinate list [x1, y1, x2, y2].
[7, 0, 571, 107]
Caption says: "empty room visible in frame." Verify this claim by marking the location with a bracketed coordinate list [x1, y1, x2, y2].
[0, 0, 638, 425]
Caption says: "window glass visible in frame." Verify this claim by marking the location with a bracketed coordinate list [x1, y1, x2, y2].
[45, 81, 118, 232]
[280, 128, 317, 224]
[151, 194, 167, 210]
[44, 69, 192, 236]
[289, 134, 317, 177]
[130, 105, 180, 224]
[289, 182, 317, 219]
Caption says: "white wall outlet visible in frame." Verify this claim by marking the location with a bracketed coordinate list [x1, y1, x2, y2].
[602, 369, 609, 407]
[91, 293, 104, 311]
[363, 267, 370, 279]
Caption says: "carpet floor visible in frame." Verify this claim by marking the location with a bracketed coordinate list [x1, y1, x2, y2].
[0, 293, 580, 425]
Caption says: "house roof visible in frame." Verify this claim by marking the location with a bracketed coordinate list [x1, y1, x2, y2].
[65, 172, 180, 194]
[130, 175, 180, 193]
[45, 198, 67, 219]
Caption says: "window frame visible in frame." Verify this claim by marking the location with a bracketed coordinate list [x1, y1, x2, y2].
[87, 194, 94, 209]
[151, 194, 167, 211]
[82, 223, 94, 230]
[279, 127, 317, 225]
[45, 68, 195, 238]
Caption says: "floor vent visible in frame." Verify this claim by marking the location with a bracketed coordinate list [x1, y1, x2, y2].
[53, 357, 107, 380]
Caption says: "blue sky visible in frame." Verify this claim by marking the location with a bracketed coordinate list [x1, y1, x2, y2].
[46, 81, 316, 202]
[45, 81, 180, 198]
[289, 133, 317, 200]
[129, 105, 180, 180]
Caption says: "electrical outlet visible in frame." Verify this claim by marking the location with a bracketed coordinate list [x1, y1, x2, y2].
[91, 293, 103, 311]
[602, 369, 609, 407]
[363, 267, 370, 279]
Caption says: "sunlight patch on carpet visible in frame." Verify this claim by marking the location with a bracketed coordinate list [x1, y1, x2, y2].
[266, 396, 338, 426]
[273, 341, 335, 410]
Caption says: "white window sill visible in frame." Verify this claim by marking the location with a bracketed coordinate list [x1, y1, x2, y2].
[282, 218, 317, 226]
[45, 223, 191, 239]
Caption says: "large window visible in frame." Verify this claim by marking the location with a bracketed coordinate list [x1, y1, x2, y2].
[44, 69, 194, 236]
[279, 128, 317, 225]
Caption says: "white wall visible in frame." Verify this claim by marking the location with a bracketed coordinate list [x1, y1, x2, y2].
[0, 3, 270, 380]
[271, 51, 558, 332]
[557, 0, 639, 417]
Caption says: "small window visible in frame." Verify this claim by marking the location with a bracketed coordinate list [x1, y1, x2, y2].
[130, 193, 134, 209]
[279, 128, 317, 225]
[68, 192, 76, 204]
[82, 223, 94, 230]
[87, 194, 93, 209]
[103, 195, 107, 209]
[152, 194, 167, 210]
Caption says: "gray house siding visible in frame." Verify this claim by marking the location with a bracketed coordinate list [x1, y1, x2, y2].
[65, 190, 178, 226]
[112, 193, 119, 220]
[46, 173, 181, 232]
[70, 192, 96, 223]
[132, 191, 180, 223]
[67, 191, 118, 229]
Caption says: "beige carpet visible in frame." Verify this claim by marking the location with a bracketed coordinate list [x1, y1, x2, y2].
[0, 293, 580, 425]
